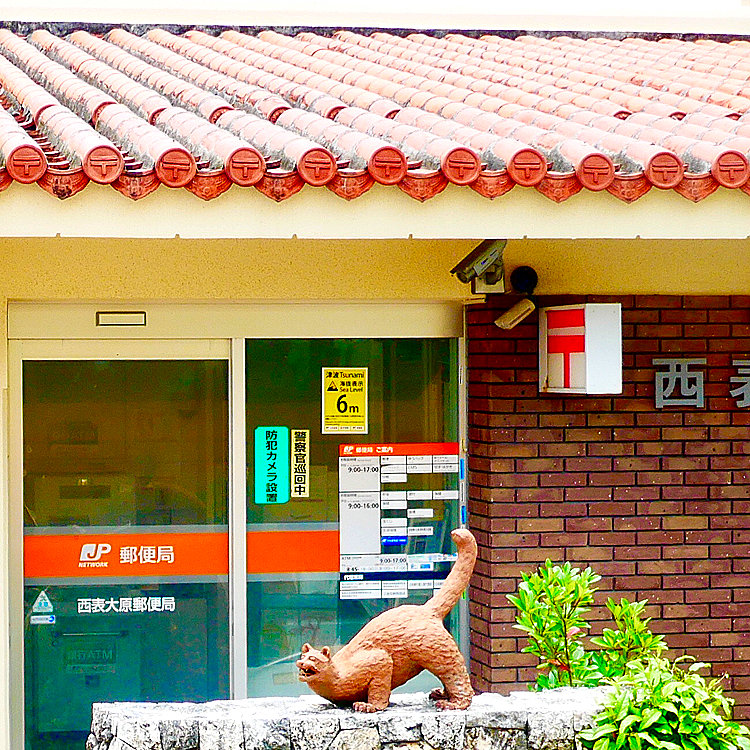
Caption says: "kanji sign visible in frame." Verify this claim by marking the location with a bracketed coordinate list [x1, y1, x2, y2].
[653, 358, 750, 409]
[291, 429, 310, 497]
[653, 358, 707, 408]
[322, 367, 368, 434]
[254, 426, 290, 504]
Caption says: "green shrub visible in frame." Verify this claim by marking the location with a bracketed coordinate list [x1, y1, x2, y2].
[579, 656, 750, 750]
[591, 598, 667, 680]
[507, 560, 665, 689]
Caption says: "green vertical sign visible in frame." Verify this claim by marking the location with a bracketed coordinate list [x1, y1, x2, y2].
[254, 426, 290, 504]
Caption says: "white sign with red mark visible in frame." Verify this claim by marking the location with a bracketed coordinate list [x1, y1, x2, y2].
[539, 303, 622, 395]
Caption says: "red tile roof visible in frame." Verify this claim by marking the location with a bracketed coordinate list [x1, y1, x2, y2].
[1, 27, 750, 201]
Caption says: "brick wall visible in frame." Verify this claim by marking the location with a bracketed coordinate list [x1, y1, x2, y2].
[466, 294, 750, 719]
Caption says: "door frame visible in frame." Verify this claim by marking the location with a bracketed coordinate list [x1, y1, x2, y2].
[6, 302, 466, 748]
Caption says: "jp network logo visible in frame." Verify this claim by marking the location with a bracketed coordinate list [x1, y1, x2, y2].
[79, 543, 111, 568]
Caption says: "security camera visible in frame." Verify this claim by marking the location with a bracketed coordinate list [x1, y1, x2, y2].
[494, 298, 536, 329]
[450, 239, 506, 284]
[494, 265, 539, 330]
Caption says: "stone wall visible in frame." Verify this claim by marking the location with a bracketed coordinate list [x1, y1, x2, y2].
[87, 688, 608, 750]
[466, 294, 750, 719]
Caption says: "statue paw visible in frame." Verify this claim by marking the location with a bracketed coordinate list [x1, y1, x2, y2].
[434, 699, 469, 711]
[353, 701, 378, 713]
[429, 689, 447, 701]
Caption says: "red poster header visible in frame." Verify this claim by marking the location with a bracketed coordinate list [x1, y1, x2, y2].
[339, 442, 459, 457]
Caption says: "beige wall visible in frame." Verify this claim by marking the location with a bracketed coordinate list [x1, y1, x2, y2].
[0, 236, 746, 304]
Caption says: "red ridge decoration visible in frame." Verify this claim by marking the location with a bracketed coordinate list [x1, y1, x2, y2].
[326, 168, 375, 200]
[37, 165, 89, 199]
[255, 170, 305, 201]
[397, 169, 448, 201]
[470, 169, 515, 199]
[186, 170, 232, 200]
[607, 172, 652, 203]
[535, 172, 583, 202]
[111, 169, 161, 200]
[673, 174, 720, 202]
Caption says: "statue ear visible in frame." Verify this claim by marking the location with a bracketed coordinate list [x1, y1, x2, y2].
[301, 643, 311, 653]
[321, 646, 331, 658]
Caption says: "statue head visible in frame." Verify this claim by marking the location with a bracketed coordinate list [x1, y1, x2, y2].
[296, 642, 332, 685]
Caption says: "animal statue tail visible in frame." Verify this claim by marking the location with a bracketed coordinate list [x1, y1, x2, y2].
[424, 528, 478, 620]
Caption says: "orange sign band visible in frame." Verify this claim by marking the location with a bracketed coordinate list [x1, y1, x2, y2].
[24, 529, 340, 579]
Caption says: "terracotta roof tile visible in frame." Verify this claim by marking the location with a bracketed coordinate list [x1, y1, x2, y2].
[1, 27, 750, 200]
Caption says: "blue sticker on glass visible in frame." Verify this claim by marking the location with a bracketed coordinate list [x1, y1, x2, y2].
[254, 426, 290, 504]
[382, 536, 408, 546]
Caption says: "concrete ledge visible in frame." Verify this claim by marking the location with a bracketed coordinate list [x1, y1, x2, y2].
[87, 687, 610, 750]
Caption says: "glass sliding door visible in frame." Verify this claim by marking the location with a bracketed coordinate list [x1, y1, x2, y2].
[244, 338, 460, 696]
[17, 342, 230, 750]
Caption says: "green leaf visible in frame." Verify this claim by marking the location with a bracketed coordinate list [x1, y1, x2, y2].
[638, 709, 662, 731]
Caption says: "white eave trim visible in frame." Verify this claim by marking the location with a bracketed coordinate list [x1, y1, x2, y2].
[3, 181, 750, 240]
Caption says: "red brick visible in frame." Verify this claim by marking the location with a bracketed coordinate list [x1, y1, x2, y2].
[589, 501, 636, 515]
[613, 456, 660, 471]
[540, 502, 588, 517]
[615, 545, 661, 560]
[637, 501, 684, 515]
[538, 413, 586, 427]
[662, 427, 709, 440]
[662, 486, 709, 500]
[663, 604, 710, 618]
[662, 575, 710, 589]
[588, 442, 636, 456]
[685, 588, 732, 603]
[515, 428, 564, 442]
[663, 544, 709, 559]
[662, 456, 709, 471]
[516, 518, 563, 533]
[590, 531, 637, 545]
[637, 441, 684, 455]
[637, 531, 684, 545]
[637, 560, 683, 574]
[539, 442, 587, 456]
[515, 487, 565, 503]
[685, 530, 732, 544]
[684, 441, 731, 455]
[539, 473, 588, 487]
[686, 500, 731, 514]
[684, 559, 731, 574]
[662, 515, 709, 530]
[615, 516, 659, 531]
[613, 427, 662, 440]
[588, 471, 637, 485]
[566, 517, 613, 532]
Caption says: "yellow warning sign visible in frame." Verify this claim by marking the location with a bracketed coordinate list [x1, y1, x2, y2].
[322, 367, 368, 434]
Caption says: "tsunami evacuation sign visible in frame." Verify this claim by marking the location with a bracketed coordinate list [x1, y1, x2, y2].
[322, 367, 368, 434]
